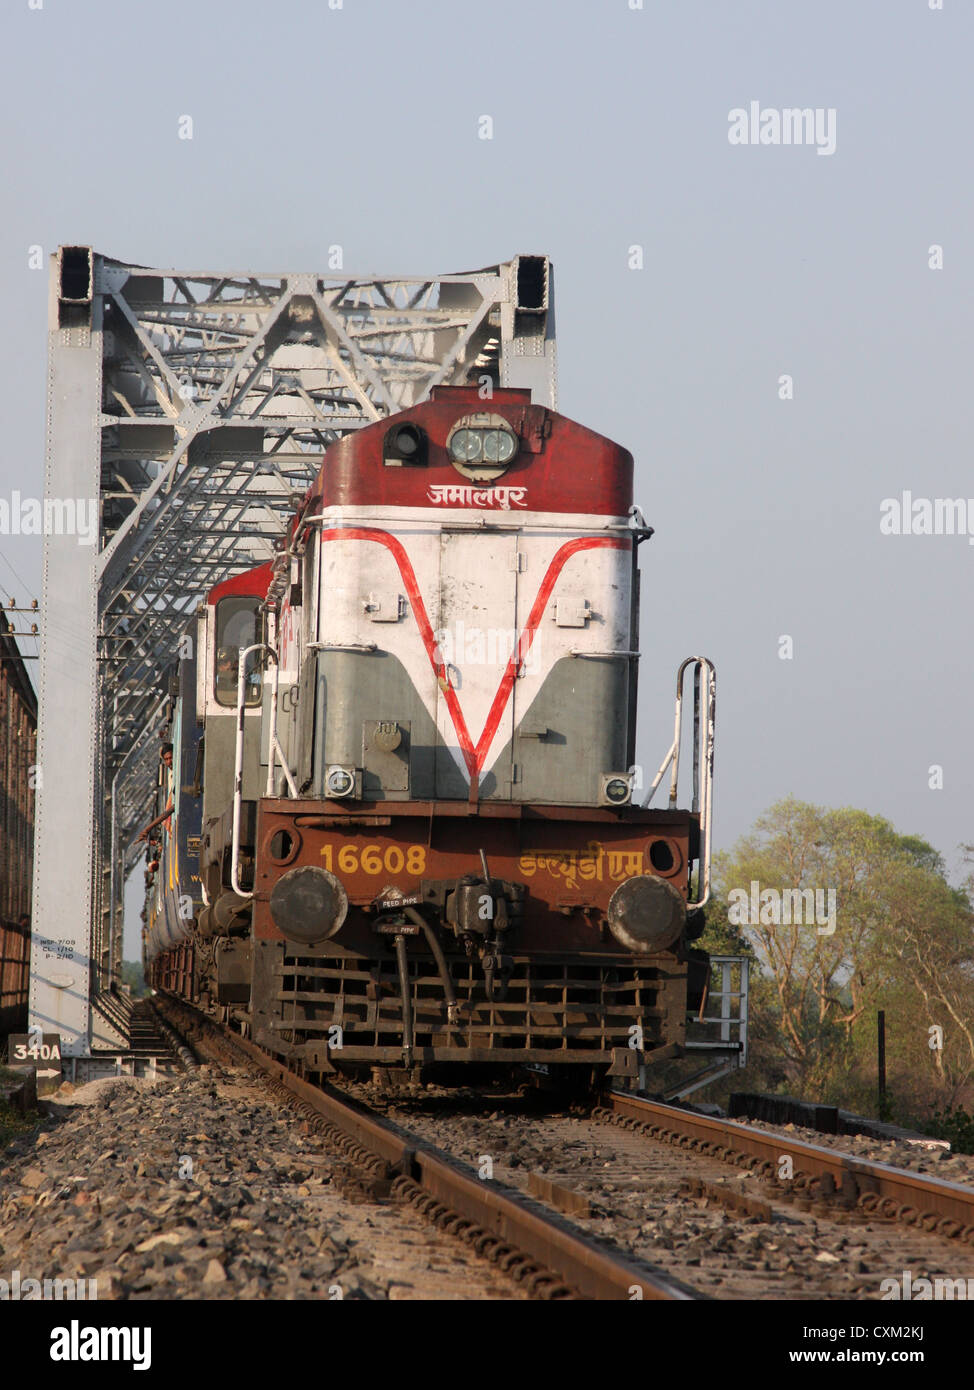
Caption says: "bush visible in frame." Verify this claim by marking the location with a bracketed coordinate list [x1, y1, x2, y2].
[924, 1106, 974, 1155]
[120, 959, 148, 998]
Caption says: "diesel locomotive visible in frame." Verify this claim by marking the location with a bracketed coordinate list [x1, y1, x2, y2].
[144, 384, 715, 1087]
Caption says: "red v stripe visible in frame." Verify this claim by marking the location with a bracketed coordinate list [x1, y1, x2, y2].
[472, 534, 627, 770]
[319, 528, 626, 778]
[320, 526, 478, 776]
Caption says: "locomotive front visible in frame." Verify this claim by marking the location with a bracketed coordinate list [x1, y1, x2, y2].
[231, 384, 713, 1084]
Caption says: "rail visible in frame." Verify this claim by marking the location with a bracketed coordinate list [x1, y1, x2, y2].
[156, 994, 704, 1301]
[599, 1092, 974, 1239]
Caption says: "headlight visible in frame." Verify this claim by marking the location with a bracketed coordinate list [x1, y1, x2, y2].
[607, 874, 686, 954]
[270, 865, 348, 945]
[446, 415, 519, 477]
[449, 428, 482, 463]
[482, 429, 517, 463]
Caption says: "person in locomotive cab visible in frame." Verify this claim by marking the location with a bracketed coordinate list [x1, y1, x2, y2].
[136, 744, 175, 843]
[217, 645, 261, 697]
[216, 644, 261, 702]
[216, 646, 237, 696]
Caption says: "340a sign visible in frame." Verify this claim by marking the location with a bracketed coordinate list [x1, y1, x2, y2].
[8, 1033, 62, 1065]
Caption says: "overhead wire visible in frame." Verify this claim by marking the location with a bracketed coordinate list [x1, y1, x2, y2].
[0, 549, 40, 664]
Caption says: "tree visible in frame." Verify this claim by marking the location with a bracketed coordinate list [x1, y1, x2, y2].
[869, 858, 974, 1107]
[705, 798, 974, 1110]
[120, 959, 148, 998]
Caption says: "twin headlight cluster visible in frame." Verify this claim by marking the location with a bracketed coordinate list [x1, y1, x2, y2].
[447, 414, 519, 481]
[383, 413, 520, 482]
[448, 425, 518, 466]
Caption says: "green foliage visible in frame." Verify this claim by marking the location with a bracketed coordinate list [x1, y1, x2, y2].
[120, 959, 148, 998]
[710, 797, 974, 1121]
[923, 1107, 974, 1156]
[697, 895, 753, 957]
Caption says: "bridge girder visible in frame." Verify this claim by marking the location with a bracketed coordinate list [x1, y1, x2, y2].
[29, 247, 556, 1055]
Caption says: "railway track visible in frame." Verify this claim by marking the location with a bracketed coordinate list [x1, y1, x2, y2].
[597, 1092, 974, 1241]
[153, 994, 701, 1302]
[152, 994, 974, 1301]
[347, 1088, 974, 1300]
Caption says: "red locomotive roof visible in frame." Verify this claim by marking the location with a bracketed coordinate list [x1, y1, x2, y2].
[306, 385, 633, 517]
[207, 561, 274, 605]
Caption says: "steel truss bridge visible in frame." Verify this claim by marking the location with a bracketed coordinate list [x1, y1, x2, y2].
[28, 246, 556, 1058]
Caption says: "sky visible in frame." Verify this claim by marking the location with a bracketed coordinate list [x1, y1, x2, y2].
[0, 0, 970, 959]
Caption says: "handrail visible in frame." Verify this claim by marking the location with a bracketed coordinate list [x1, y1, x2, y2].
[641, 656, 716, 907]
[230, 643, 299, 899]
[569, 648, 641, 659]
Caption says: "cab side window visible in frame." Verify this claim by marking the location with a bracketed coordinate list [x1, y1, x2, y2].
[214, 597, 263, 707]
